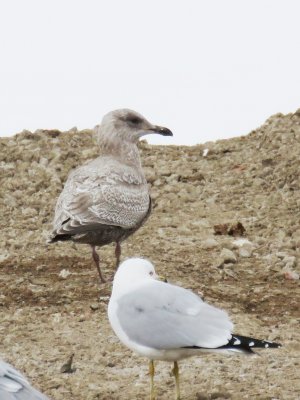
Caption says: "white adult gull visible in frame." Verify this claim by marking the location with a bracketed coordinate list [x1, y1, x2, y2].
[108, 258, 281, 400]
[49, 109, 173, 283]
[0, 358, 49, 400]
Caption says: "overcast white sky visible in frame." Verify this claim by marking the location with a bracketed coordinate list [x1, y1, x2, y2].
[0, 0, 299, 145]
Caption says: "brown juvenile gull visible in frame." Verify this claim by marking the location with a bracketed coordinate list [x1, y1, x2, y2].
[49, 109, 173, 282]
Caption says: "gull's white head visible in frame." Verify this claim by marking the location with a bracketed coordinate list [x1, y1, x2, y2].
[112, 258, 158, 296]
[94, 109, 173, 146]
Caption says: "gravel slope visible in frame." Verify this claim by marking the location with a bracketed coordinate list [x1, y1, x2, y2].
[0, 110, 299, 399]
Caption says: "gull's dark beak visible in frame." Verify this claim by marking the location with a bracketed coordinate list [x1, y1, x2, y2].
[149, 125, 173, 136]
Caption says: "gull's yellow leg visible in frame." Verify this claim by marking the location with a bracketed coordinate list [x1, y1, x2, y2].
[172, 361, 181, 400]
[149, 360, 156, 400]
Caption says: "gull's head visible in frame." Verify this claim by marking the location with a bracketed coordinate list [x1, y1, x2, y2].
[112, 258, 158, 296]
[95, 109, 173, 146]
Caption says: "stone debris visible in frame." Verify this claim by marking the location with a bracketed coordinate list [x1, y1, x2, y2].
[220, 248, 238, 264]
[201, 238, 220, 249]
[232, 239, 255, 258]
[60, 353, 75, 373]
[238, 246, 253, 258]
[231, 239, 252, 248]
[90, 303, 100, 311]
[58, 269, 71, 279]
[0, 251, 10, 263]
[282, 267, 299, 280]
[213, 222, 246, 237]
[0, 110, 299, 399]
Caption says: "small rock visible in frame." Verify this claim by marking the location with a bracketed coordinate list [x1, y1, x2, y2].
[220, 248, 237, 264]
[282, 268, 299, 280]
[282, 256, 296, 268]
[213, 257, 225, 268]
[201, 238, 219, 249]
[36, 264, 47, 272]
[78, 314, 86, 322]
[214, 224, 229, 236]
[213, 222, 246, 237]
[0, 251, 10, 262]
[227, 222, 246, 236]
[60, 354, 75, 373]
[239, 247, 252, 258]
[107, 362, 115, 368]
[232, 238, 252, 248]
[90, 303, 100, 311]
[99, 296, 110, 303]
[59, 269, 71, 279]
[232, 238, 255, 257]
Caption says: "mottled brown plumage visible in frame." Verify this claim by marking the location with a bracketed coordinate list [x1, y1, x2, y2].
[49, 109, 172, 282]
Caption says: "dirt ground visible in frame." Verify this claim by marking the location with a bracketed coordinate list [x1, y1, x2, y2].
[0, 111, 299, 399]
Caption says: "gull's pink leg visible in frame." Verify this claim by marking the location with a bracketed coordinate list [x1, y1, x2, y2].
[91, 245, 106, 283]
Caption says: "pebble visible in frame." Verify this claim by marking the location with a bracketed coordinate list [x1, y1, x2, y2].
[282, 255, 296, 268]
[201, 238, 219, 249]
[232, 238, 255, 258]
[282, 267, 299, 280]
[220, 248, 237, 264]
[90, 304, 100, 311]
[0, 251, 10, 262]
[238, 246, 252, 258]
[232, 238, 252, 247]
[59, 269, 71, 279]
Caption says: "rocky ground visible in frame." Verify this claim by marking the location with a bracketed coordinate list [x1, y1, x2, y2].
[0, 110, 299, 399]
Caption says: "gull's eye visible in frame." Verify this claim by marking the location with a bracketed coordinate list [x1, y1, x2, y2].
[127, 115, 143, 125]
[149, 271, 154, 276]
[130, 117, 140, 124]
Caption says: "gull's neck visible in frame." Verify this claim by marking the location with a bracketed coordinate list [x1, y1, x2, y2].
[99, 136, 143, 169]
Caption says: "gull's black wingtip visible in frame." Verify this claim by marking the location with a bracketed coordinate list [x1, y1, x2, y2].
[219, 334, 282, 354]
[183, 335, 281, 354]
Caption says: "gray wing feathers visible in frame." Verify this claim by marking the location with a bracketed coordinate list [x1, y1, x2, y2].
[53, 156, 150, 234]
[117, 282, 233, 350]
[0, 388, 49, 400]
[0, 360, 49, 400]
